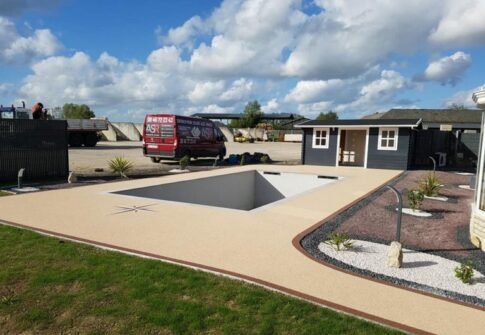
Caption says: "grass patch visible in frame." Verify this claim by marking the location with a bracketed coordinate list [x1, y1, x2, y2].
[0, 190, 12, 197]
[0, 224, 402, 334]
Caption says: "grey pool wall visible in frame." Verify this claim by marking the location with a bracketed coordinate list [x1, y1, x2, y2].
[112, 170, 339, 211]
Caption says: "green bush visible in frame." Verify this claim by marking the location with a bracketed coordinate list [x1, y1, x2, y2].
[419, 174, 442, 197]
[324, 232, 354, 251]
[179, 155, 190, 170]
[260, 154, 270, 164]
[407, 189, 424, 211]
[455, 261, 474, 284]
[108, 156, 133, 178]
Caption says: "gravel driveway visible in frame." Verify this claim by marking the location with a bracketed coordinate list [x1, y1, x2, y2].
[69, 141, 302, 174]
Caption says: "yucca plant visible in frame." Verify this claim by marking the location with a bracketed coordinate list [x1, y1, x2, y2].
[407, 188, 424, 211]
[324, 232, 354, 251]
[455, 260, 474, 284]
[108, 156, 133, 178]
[419, 173, 442, 197]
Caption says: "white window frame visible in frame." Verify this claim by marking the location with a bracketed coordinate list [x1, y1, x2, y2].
[312, 127, 330, 149]
[377, 127, 398, 151]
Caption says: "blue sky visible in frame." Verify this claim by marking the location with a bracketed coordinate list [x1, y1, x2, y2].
[1, 0, 484, 122]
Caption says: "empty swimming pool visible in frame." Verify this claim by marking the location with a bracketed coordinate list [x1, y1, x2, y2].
[111, 170, 341, 211]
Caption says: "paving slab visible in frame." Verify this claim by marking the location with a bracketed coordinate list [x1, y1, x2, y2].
[1, 165, 484, 335]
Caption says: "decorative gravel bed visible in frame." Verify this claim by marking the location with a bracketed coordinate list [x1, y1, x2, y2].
[318, 240, 485, 307]
[301, 170, 485, 307]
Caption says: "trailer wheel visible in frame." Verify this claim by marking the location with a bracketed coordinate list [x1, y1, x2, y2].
[150, 157, 161, 163]
[69, 133, 83, 147]
[83, 133, 98, 147]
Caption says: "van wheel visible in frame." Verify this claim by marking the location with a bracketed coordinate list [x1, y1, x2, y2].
[150, 157, 161, 163]
[218, 149, 226, 160]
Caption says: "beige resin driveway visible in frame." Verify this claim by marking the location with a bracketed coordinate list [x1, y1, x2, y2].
[1, 165, 484, 334]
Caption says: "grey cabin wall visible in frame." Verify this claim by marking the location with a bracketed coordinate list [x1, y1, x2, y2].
[366, 127, 411, 170]
[302, 128, 338, 166]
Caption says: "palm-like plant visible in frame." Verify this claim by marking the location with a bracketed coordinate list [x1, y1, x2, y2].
[108, 156, 133, 178]
[419, 173, 442, 197]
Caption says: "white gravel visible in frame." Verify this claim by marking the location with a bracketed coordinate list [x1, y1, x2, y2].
[318, 240, 485, 301]
[424, 195, 449, 202]
[401, 208, 432, 217]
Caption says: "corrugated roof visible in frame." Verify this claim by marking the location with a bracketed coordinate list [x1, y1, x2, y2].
[295, 119, 421, 128]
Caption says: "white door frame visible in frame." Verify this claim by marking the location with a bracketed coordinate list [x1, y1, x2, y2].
[335, 127, 369, 168]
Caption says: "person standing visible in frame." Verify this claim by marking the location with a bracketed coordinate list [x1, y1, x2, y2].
[32, 102, 43, 120]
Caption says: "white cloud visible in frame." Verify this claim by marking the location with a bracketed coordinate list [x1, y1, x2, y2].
[293, 69, 411, 118]
[285, 79, 349, 104]
[0, 82, 14, 95]
[188, 80, 225, 104]
[429, 0, 485, 47]
[261, 98, 279, 113]
[18, 49, 253, 121]
[220, 78, 253, 102]
[0, 17, 61, 64]
[19, 49, 191, 109]
[297, 101, 333, 119]
[283, 0, 443, 79]
[161, 16, 205, 48]
[183, 0, 303, 77]
[201, 104, 234, 114]
[420, 52, 472, 86]
[443, 84, 485, 108]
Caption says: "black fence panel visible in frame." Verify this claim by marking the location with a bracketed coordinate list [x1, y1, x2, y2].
[0, 120, 68, 182]
[411, 129, 478, 170]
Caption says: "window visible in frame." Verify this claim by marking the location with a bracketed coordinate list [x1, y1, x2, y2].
[313, 128, 329, 149]
[378, 128, 398, 150]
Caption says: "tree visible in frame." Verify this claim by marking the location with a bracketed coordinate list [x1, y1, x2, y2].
[316, 111, 338, 120]
[62, 103, 95, 119]
[241, 100, 262, 128]
[448, 103, 466, 110]
[230, 100, 263, 128]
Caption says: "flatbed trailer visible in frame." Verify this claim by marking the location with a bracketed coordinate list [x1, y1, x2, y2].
[0, 106, 108, 147]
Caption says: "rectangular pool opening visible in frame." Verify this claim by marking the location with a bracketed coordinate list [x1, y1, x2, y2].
[112, 170, 340, 211]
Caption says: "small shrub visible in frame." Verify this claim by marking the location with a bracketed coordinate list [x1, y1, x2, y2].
[180, 155, 190, 170]
[455, 261, 474, 284]
[324, 232, 354, 251]
[419, 174, 442, 197]
[108, 156, 133, 178]
[407, 188, 424, 211]
[260, 154, 270, 164]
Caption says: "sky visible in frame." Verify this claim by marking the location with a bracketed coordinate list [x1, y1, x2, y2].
[0, 0, 485, 122]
